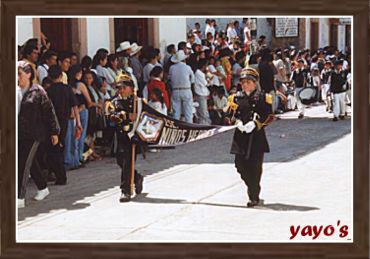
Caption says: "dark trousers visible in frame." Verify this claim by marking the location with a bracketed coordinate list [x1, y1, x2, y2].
[18, 139, 47, 199]
[47, 141, 67, 184]
[46, 120, 68, 184]
[234, 153, 264, 202]
[115, 132, 142, 194]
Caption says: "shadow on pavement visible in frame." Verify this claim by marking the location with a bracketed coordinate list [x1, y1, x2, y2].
[19, 116, 348, 222]
[132, 193, 319, 212]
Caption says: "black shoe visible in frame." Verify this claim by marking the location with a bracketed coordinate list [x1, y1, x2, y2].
[119, 192, 131, 202]
[333, 117, 338, 122]
[135, 175, 144, 195]
[247, 199, 264, 208]
[298, 113, 304, 119]
[247, 200, 259, 208]
[339, 115, 345, 120]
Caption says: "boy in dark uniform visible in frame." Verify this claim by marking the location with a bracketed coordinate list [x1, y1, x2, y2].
[225, 67, 274, 207]
[329, 60, 348, 121]
[320, 60, 333, 112]
[105, 73, 144, 202]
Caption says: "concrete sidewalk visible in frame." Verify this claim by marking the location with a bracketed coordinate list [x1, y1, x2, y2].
[18, 133, 352, 242]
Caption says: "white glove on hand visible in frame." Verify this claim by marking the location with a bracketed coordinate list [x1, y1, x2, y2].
[244, 121, 256, 133]
[236, 120, 246, 133]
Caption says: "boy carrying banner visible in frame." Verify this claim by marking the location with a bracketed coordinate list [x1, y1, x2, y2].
[225, 67, 274, 207]
[105, 73, 144, 202]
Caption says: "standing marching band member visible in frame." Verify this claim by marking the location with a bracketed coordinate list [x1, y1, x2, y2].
[329, 60, 348, 121]
[105, 73, 144, 202]
[290, 59, 308, 119]
[320, 60, 333, 112]
[225, 68, 274, 207]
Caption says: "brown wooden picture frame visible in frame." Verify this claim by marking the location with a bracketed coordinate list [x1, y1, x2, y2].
[1, 0, 369, 258]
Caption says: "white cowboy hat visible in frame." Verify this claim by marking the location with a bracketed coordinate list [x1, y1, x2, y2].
[116, 41, 131, 52]
[170, 50, 188, 63]
[130, 43, 142, 56]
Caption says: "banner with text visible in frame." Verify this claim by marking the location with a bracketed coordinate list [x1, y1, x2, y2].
[136, 103, 236, 147]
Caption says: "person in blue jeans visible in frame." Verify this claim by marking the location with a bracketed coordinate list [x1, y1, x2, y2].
[64, 65, 87, 170]
[168, 50, 195, 123]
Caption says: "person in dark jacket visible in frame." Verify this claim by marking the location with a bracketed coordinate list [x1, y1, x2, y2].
[225, 67, 274, 207]
[46, 65, 80, 185]
[18, 61, 60, 208]
[105, 73, 144, 202]
[329, 60, 348, 121]
[258, 49, 276, 114]
[290, 59, 308, 119]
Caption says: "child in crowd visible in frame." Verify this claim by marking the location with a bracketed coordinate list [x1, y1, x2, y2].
[212, 87, 228, 125]
[148, 87, 168, 116]
[311, 68, 322, 103]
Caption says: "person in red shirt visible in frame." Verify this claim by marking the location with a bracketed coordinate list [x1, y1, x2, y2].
[146, 66, 170, 110]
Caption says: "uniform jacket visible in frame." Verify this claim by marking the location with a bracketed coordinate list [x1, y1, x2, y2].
[330, 69, 348, 94]
[18, 84, 60, 142]
[227, 89, 273, 157]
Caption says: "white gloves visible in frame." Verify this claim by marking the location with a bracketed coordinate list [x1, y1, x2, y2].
[244, 121, 256, 133]
[236, 120, 245, 132]
[236, 121, 256, 133]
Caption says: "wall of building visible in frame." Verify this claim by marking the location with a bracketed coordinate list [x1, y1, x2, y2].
[17, 17, 34, 46]
[271, 18, 306, 49]
[337, 24, 346, 52]
[158, 18, 187, 60]
[86, 18, 111, 57]
[319, 18, 330, 48]
[256, 18, 273, 46]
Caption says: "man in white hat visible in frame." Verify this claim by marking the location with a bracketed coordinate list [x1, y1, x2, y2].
[115, 41, 131, 71]
[129, 43, 143, 87]
[168, 50, 195, 123]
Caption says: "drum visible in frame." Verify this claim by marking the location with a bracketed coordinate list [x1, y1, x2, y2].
[298, 87, 317, 105]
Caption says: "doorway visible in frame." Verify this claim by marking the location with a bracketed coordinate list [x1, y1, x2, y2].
[40, 18, 73, 53]
[114, 18, 149, 49]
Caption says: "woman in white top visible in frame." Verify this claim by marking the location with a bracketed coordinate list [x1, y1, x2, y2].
[194, 59, 211, 125]
[226, 22, 238, 44]
[106, 54, 122, 90]
[205, 19, 216, 39]
[95, 52, 113, 94]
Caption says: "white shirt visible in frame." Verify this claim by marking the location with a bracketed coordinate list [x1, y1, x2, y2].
[205, 24, 215, 38]
[143, 63, 156, 84]
[194, 34, 202, 45]
[168, 62, 194, 90]
[96, 65, 113, 91]
[243, 27, 251, 44]
[213, 95, 228, 110]
[37, 64, 49, 84]
[208, 65, 220, 86]
[227, 27, 237, 43]
[273, 59, 286, 82]
[194, 69, 210, 96]
[148, 100, 167, 115]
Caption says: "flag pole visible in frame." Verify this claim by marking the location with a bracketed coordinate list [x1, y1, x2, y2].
[130, 87, 137, 197]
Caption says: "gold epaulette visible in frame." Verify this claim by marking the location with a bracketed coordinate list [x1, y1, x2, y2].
[265, 93, 273, 105]
[105, 100, 115, 115]
[223, 94, 239, 113]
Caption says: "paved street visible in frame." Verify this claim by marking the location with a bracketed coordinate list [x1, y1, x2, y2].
[17, 104, 352, 242]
